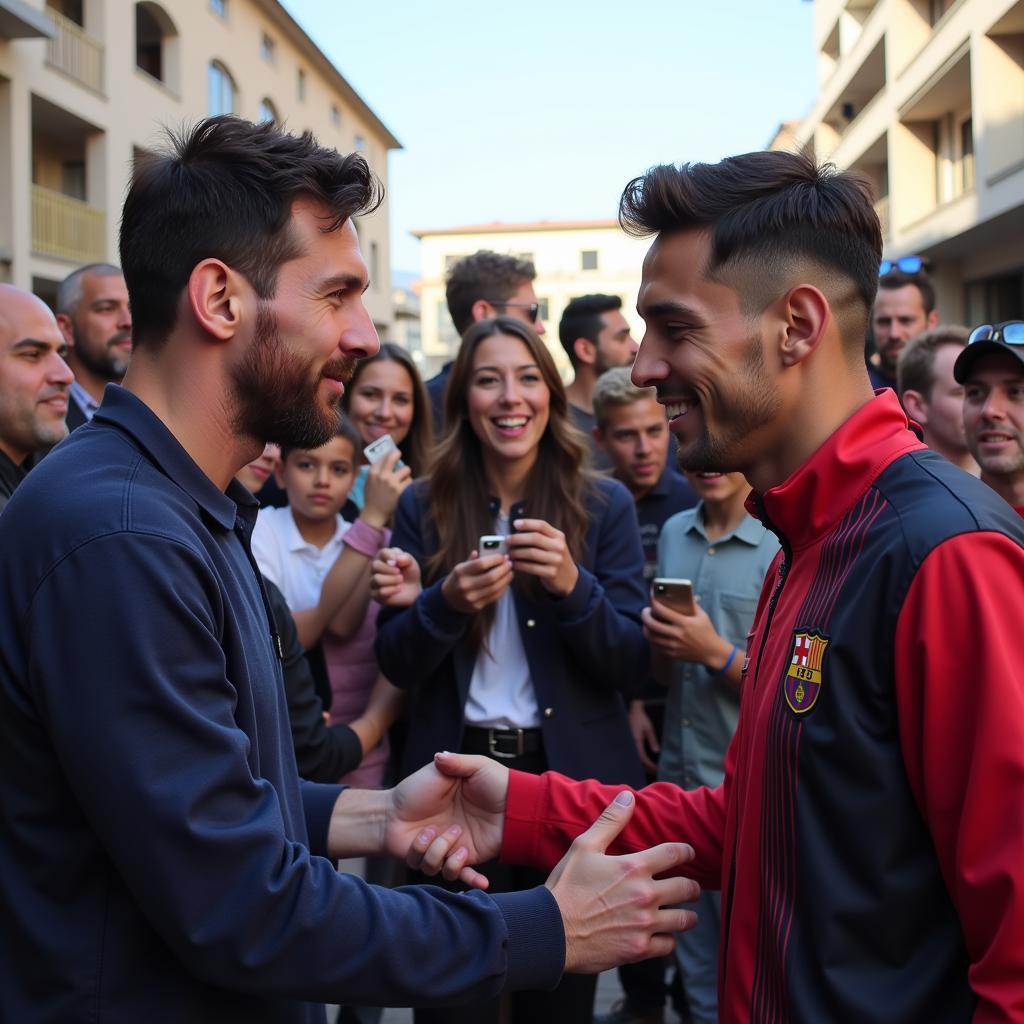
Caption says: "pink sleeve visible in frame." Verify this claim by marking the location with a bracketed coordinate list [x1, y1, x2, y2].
[894, 532, 1024, 1023]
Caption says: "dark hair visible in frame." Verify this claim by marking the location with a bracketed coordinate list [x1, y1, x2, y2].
[897, 325, 969, 401]
[427, 316, 593, 648]
[878, 271, 936, 316]
[619, 151, 883, 350]
[558, 294, 622, 368]
[280, 413, 361, 465]
[445, 250, 536, 335]
[120, 116, 383, 349]
[341, 342, 434, 477]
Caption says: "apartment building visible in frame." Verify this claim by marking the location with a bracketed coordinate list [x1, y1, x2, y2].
[0, 0, 399, 331]
[789, 0, 1024, 325]
[413, 220, 651, 379]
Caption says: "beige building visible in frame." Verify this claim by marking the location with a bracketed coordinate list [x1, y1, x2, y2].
[413, 220, 652, 379]
[787, 0, 1024, 325]
[0, 0, 399, 331]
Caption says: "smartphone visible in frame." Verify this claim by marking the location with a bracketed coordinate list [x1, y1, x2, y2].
[652, 577, 695, 614]
[363, 434, 406, 470]
[478, 535, 508, 557]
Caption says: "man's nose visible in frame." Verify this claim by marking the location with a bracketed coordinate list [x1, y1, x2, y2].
[631, 335, 665, 388]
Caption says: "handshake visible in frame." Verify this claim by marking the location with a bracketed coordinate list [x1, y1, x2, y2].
[375, 751, 700, 975]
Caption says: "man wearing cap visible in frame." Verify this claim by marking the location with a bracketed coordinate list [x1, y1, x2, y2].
[956, 321, 1024, 516]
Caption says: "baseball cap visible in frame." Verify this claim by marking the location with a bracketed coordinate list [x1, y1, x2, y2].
[953, 321, 1024, 384]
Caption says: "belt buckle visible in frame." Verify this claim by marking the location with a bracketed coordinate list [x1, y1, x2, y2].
[488, 728, 524, 759]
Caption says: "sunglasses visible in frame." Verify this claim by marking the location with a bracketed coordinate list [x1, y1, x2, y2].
[879, 256, 929, 277]
[491, 301, 540, 324]
[968, 321, 1024, 346]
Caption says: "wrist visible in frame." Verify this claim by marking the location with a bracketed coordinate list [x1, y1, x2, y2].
[707, 641, 738, 676]
[356, 507, 388, 531]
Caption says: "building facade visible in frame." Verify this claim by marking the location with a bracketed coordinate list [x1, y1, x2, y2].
[0, 0, 399, 331]
[413, 220, 652, 379]
[789, 0, 1024, 325]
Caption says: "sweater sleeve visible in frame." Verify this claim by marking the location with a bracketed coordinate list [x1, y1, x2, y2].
[894, 531, 1024, 1023]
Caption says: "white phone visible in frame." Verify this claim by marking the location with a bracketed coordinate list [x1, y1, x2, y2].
[363, 434, 405, 470]
[478, 535, 508, 557]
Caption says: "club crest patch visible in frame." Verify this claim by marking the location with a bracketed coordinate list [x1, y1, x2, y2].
[784, 630, 829, 715]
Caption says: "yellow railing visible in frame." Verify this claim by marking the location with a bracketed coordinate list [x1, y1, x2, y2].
[31, 185, 106, 264]
[875, 195, 890, 240]
[45, 6, 104, 93]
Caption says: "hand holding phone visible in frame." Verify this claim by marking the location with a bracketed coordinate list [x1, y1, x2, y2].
[477, 535, 508, 558]
[364, 434, 406, 470]
[651, 578, 695, 615]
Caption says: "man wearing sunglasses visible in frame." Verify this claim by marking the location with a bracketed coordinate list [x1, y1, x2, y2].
[869, 262, 938, 391]
[955, 321, 1024, 516]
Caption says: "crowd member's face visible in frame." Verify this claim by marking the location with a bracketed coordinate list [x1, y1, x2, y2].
[0, 289, 73, 464]
[276, 435, 356, 524]
[466, 333, 550, 473]
[229, 201, 377, 450]
[684, 469, 750, 507]
[915, 344, 970, 456]
[492, 280, 546, 337]
[594, 396, 669, 497]
[872, 284, 933, 376]
[64, 272, 132, 381]
[632, 229, 782, 476]
[593, 310, 638, 374]
[235, 442, 281, 494]
[346, 359, 415, 449]
[962, 351, 1024, 482]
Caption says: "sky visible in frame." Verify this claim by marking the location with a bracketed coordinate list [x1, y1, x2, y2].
[280, 0, 819, 275]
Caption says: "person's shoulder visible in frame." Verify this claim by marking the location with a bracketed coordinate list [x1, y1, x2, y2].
[661, 505, 698, 538]
[588, 473, 634, 514]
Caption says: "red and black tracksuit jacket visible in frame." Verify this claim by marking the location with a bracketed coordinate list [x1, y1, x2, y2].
[503, 392, 1024, 1023]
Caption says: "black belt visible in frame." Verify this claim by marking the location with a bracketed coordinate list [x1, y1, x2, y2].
[462, 726, 543, 759]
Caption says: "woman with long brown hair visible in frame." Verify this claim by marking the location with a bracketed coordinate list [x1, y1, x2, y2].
[375, 316, 647, 1024]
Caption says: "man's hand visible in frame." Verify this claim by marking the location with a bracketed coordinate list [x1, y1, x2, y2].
[370, 547, 422, 607]
[642, 596, 731, 668]
[385, 752, 509, 890]
[440, 552, 513, 613]
[546, 791, 699, 973]
[628, 700, 660, 774]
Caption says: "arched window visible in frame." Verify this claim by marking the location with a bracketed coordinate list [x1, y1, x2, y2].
[135, 2, 178, 87]
[258, 98, 278, 124]
[208, 60, 236, 116]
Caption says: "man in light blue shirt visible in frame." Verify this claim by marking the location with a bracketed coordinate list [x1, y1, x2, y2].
[643, 470, 779, 1024]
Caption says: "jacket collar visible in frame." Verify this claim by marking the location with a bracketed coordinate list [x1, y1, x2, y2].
[747, 390, 926, 549]
[92, 385, 250, 531]
[487, 496, 528, 522]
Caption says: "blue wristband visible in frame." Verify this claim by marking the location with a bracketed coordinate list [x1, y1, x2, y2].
[709, 644, 738, 677]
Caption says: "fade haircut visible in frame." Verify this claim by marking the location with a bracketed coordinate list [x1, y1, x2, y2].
[619, 151, 883, 355]
[592, 366, 657, 428]
[445, 250, 535, 336]
[559, 293, 622, 369]
[120, 116, 383, 350]
[878, 270, 936, 316]
[897, 325, 969, 402]
[56, 263, 123, 316]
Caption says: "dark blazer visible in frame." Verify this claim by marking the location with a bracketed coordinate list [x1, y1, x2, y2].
[64, 393, 90, 433]
[376, 475, 648, 787]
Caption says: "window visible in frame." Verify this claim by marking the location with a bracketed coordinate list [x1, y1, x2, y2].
[209, 0, 226, 17]
[960, 116, 975, 191]
[258, 98, 278, 124]
[207, 60, 236, 116]
[580, 249, 599, 271]
[260, 33, 275, 62]
[297, 67, 306, 101]
[354, 134, 366, 152]
[135, 2, 178, 86]
[330, 104, 341, 129]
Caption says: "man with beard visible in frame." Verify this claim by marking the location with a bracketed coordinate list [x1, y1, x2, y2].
[0, 284, 73, 510]
[0, 117, 698, 1023]
[416, 151, 1024, 1022]
[869, 268, 937, 391]
[56, 262, 133, 430]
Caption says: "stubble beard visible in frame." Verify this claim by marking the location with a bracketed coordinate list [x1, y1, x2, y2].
[72, 322, 131, 383]
[230, 302, 355, 449]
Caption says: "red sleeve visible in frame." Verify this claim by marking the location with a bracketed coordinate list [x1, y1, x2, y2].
[895, 532, 1024, 1023]
[501, 769, 727, 891]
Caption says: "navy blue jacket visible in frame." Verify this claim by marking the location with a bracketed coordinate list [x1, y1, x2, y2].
[0, 387, 563, 1023]
[376, 476, 647, 787]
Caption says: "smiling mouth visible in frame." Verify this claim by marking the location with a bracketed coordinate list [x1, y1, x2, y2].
[661, 397, 697, 421]
[493, 416, 529, 432]
[979, 431, 1016, 444]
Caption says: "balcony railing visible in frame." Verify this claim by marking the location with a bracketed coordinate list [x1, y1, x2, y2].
[32, 185, 105, 263]
[875, 195, 890, 240]
[45, 6, 104, 93]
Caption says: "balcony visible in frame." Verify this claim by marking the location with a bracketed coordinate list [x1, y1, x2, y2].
[45, 4, 103, 93]
[31, 184, 105, 263]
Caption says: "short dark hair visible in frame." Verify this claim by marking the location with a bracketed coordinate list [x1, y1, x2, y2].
[558, 294, 622, 368]
[445, 250, 535, 336]
[897, 325, 969, 401]
[877, 271, 936, 316]
[280, 413, 361, 465]
[120, 116, 383, 349]
[619, 151, 883, 351]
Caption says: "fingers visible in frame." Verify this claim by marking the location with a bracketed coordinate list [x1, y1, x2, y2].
[432, 751, 495, 779]
[626, 840, 696, 878]
[573, 790, 636, 854]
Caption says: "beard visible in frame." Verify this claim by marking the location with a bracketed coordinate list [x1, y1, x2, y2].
[676, 329, 782, 474]
[73, 328, 132, 382]
[230, 302, 356, 449]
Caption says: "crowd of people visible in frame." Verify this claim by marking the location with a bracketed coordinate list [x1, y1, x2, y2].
[0, 115, 1022, 1024]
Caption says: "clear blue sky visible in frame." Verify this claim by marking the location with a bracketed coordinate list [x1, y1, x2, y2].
[281, 0, 818, 274]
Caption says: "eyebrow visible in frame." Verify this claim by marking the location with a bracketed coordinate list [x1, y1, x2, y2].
[12, 337, 65, 355]
[317, 272, 370, 295]
[473, 363, 540, 373]
[637, 299, 706, 324]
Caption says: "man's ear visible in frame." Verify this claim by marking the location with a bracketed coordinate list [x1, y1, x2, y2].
[901, 388, 929, 426]
[573, 336, 596, 367]
[55, 313, 75, 349]
[777, 284, 830, 368]
[187, 259, 243, 342]
[471, 299, 494, 324]
[927, 309, 939, 330]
